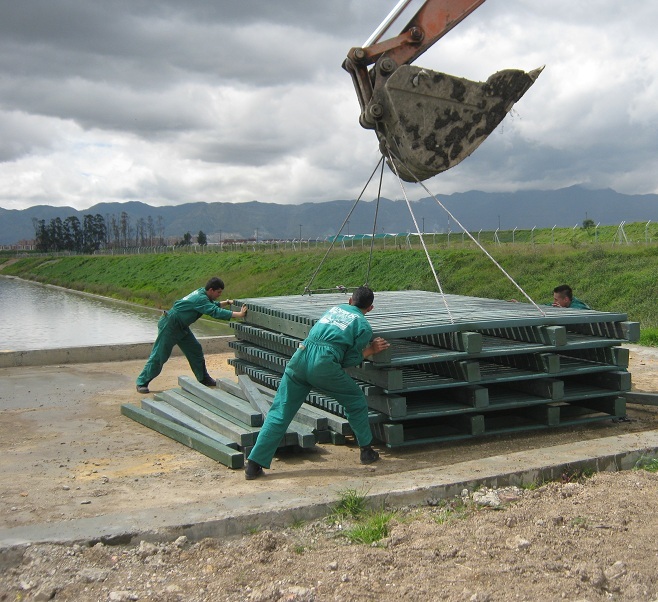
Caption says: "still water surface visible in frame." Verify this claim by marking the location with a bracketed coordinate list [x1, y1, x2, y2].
[0, 277, 230, 351]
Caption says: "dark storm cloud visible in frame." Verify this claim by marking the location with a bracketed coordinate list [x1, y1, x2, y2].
[0, 0, 657, 211]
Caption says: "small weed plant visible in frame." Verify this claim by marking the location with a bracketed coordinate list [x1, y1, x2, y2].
[289, 517, 306, 529]
[329, 488, 395, 546]
[330, 488, 368, 520]
[570, 516, 589, 528]
[634, 455, 658, 473]
[343, 510, 396, 545]
[561, 466, 594, 484]
[520, 480, 542, 491]
[431, 498, 473, 525]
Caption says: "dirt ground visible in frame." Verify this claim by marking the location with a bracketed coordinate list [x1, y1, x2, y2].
[1, 346, 658, 601]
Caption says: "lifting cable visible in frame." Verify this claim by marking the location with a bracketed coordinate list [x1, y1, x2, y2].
[304, 131, 545, 319]
[382, 135, 546, 317]
[364, 158, 386, 287]
[381, 142, 456, 323]
[302, 156, 385, 295]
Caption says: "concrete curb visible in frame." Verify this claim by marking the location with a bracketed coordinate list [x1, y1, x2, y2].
[0, 337, 234, 368]
[1, 429, 657, 561]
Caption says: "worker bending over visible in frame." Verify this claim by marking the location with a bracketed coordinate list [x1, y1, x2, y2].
[245, 285, 390, 480]
[551, 284, 591, 309]
[136, 277, 247, 394]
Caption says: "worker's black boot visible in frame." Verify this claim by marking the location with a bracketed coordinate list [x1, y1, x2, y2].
[360, 445, 380, 465]
[201, 374, 216, 387]
[245, 460, 264, 480]
[136, 384, 149, 394]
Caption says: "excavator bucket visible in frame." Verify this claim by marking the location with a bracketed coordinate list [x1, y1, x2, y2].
[371, 64, 543, 182]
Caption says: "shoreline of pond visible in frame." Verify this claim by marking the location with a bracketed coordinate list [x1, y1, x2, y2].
[0, 336, 233, 368]
[0, 275, 233, 352]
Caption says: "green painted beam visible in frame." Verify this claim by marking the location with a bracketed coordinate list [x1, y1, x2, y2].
[121, 404, 244, 469]
[238, 374, 271, 418]
[583, 370, 632, 392]
[178, 376, 263, 427]
[415, 359, 481, 382]
[364, 392, 407, 419]
[216, 377, 248, 400]
[228, 358, 367, 434]
[504, 377, 564, 401]
[451, 385, 489, 408]
[557, 396, 626, 419]
[561, 383, 626, 402]
[140, 398, 239, 450]
[624, 391, 658, 406]
[568, 320, 640, 342]
[155, 389, 257, 447]
[252, 382, 330, 431]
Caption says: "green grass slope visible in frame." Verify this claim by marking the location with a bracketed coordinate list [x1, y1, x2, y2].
[3, 245, 657, 344]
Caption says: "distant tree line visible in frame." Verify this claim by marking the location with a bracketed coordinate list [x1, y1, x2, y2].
[32, 211, 166, 253]
[175, 231, 207, 246]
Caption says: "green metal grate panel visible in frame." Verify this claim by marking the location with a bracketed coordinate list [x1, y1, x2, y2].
[236, 291, 633, 339]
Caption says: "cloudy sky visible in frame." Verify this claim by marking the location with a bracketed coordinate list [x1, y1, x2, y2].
[1, 0, 657, 212]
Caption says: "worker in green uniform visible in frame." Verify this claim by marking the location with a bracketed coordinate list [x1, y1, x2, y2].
[245, 285, 390, 480]
[136, 277, 247, 394]
[551, 284, 591, 309]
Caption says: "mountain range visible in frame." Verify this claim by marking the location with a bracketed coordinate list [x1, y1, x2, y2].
[1, 186, 657, 245]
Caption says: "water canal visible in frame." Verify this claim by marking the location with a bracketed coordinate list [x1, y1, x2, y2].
[0, 276, 230, 351]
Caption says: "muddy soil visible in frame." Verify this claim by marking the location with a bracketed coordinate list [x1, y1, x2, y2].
[2, 470, 658, 602]
[1, 346, 658, 601]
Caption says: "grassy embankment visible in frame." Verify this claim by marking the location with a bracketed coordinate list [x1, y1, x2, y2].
[2, 244, 657, 345]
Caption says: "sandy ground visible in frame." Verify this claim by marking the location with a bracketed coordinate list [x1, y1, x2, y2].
[0, 347, 657, 530]
[1, 346, 658, 600]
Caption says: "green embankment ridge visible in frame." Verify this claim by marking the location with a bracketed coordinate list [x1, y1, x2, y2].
[2, 245, 657, 345]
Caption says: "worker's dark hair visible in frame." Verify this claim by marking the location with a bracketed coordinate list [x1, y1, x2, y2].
[351, 285, 374, 309]
[205, 277, 225, 291]
[553, 284, 573, 299]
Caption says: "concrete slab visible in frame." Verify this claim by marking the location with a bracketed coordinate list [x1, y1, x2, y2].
[1, 343, 657, 555]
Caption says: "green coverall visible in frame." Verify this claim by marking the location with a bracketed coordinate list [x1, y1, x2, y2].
[545, 296, 592, 310]
[136, 287, 233, 387]
[568, 296, 591, 310]
[248, 303, 375, 469]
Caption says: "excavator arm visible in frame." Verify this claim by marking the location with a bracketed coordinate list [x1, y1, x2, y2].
[343, 0, 542, 182]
